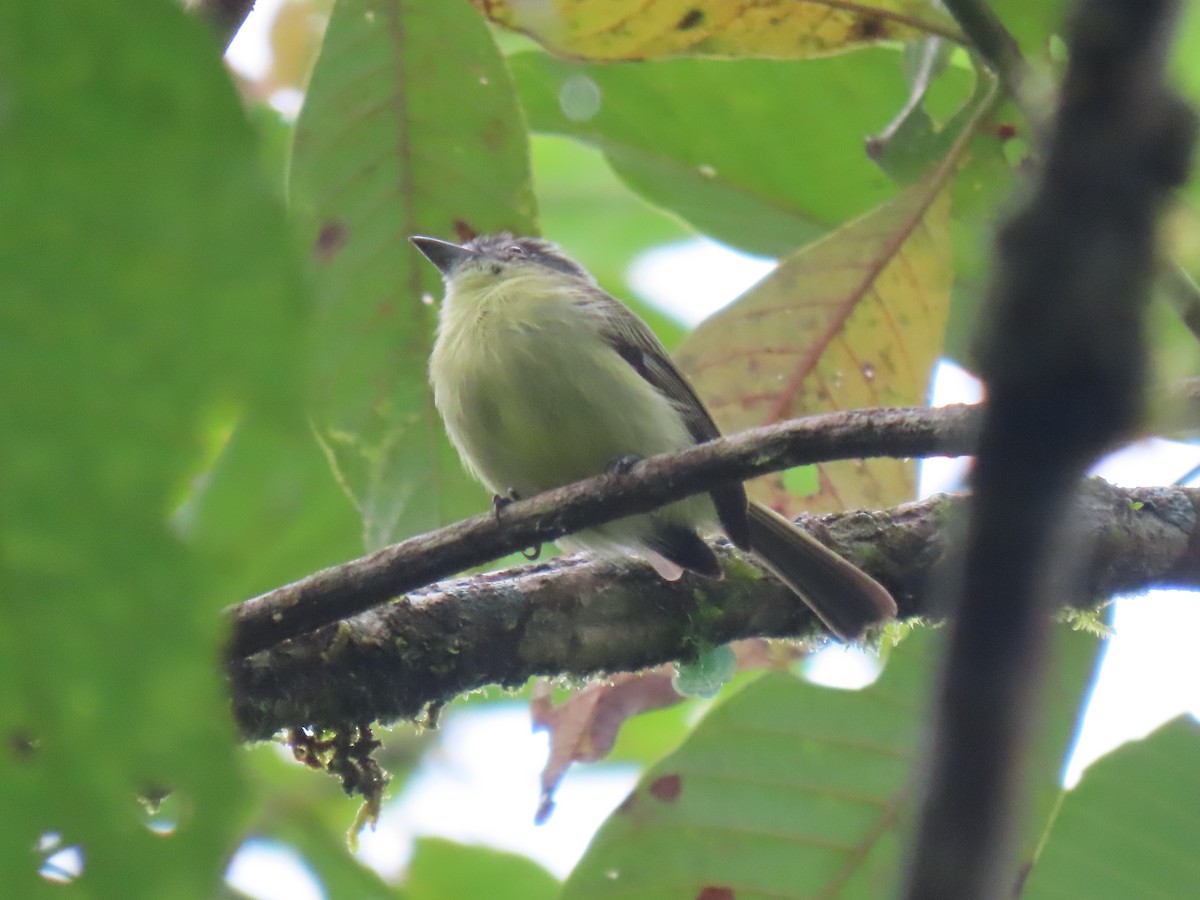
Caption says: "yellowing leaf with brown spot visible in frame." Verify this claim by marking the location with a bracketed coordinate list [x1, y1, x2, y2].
[675, 174, 953, 515]
[473, 0, 959, 61]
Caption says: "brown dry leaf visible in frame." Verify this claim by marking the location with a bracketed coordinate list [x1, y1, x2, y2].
[530, 642, 806, 821]
[675, 170, 954, 516]
[532, 671, 680, 823]
[473, 0, 959, 61]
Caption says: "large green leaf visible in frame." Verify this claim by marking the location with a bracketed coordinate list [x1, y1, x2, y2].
[234, 738, 427, 898]
[0, 2, 306, 895]
[1172, 0, 1200, 240]
[178, 413, 363, 602]
[942, 99, 1022, 366]
[406, 837, 559, 900]
[512, 49, 976, 257]
[992, 0, 1070, 57]
[290, 0, 538, 549]
[532, 135, 690, 346]
[561, 629, 1101, 898]
[260, 821, 400, 899]
[1024, 717, 1200, 898]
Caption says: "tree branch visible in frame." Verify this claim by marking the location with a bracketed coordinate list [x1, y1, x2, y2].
[229, 404, 980, 658]
[940, 0, 1049, 144]
[229, 480, 1200, 741]
[941, 0, 1028, 95]
[902, 1, 1197, 898]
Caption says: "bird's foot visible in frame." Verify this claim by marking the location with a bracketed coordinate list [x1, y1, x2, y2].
[606, 453, 644, 476]
[492, 488, 520, 524]
[492, 489, 542, 560]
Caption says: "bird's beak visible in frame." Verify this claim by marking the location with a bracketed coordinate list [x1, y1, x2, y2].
[410, 236, 475, 275]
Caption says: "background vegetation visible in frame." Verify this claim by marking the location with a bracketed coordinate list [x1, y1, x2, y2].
[3, 0, 1200, 897]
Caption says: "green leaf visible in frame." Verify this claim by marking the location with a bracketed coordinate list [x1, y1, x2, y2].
[406, 837, 558, 900]
[532, 135, 690, 345]
[607, 702, 700, 768]
[561, 629, 1100, 898]
[673, 646, 738, 698]
[1018, 627, 1109, 867]
[179, 413, 363, 611]
[1173, 0, 1200, 119]
[992, 0, 1071, 57]
[563, 637, 931, 898]
[781, 465, 820, 500]
[1024, 717, 1200, 898]
[0, 1, 306, 895]
[264, 821, 400, 899]
[869, 54, 990, 186]
[512, 49, 974, 257]
[290, 0, 537, 549]
[235, 738, 425, 898]
[1172, 0, 1200, 228]
[942, 99, 1023, 366]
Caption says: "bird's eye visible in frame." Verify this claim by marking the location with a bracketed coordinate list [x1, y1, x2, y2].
[507, 245, 526, 257]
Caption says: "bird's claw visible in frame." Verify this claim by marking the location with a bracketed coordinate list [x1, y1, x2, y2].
[606, 453, 644, 476]
[492, 489, 520, 524]
[493, 489, 541, 560]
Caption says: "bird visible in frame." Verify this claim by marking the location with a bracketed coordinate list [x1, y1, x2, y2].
[412, 232, 896, 641]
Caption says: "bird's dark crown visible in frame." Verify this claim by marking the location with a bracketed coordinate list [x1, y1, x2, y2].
[465, 233, 590, 280]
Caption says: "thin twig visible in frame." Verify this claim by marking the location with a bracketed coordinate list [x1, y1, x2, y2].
[228, 404, 980, 658]
[941, 0, 1048, 145]
[941, 0, 1028, 93]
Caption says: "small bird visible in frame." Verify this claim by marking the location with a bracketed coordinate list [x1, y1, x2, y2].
[412, 233, 896, 641]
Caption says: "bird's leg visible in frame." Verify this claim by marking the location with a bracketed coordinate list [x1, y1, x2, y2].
[491, 488, 520, 524]
[606, 453, 644, 476]
[492, 489, 542, 561]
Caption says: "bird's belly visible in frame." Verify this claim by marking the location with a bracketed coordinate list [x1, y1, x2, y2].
[435, 318, 692, 499]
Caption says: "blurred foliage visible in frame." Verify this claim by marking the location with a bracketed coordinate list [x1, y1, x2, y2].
[511, 49, 951, 258]
[4, 0, 1199, 896]
[289, 0, 537, 549]
[1023, 717, 1200, 899]
[406, 837, 559, 900]
[1, 1, 308, 896]
[562, 630, 1101, 898]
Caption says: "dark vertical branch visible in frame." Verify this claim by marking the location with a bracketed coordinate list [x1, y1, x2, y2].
[191, 0, 257, 50]
[902, 2, 1196, 899]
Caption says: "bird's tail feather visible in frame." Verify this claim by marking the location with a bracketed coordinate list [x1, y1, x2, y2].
[745, 502, 896, 641]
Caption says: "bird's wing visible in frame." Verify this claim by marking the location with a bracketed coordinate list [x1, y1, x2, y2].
[578, 290, 751, 549]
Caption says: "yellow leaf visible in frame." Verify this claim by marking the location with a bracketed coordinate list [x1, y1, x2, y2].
[473, 0, 960, 61]
[675, 171, 953, 515]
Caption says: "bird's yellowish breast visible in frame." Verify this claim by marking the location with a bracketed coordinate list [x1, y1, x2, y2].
[430, 275, 691, 498]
